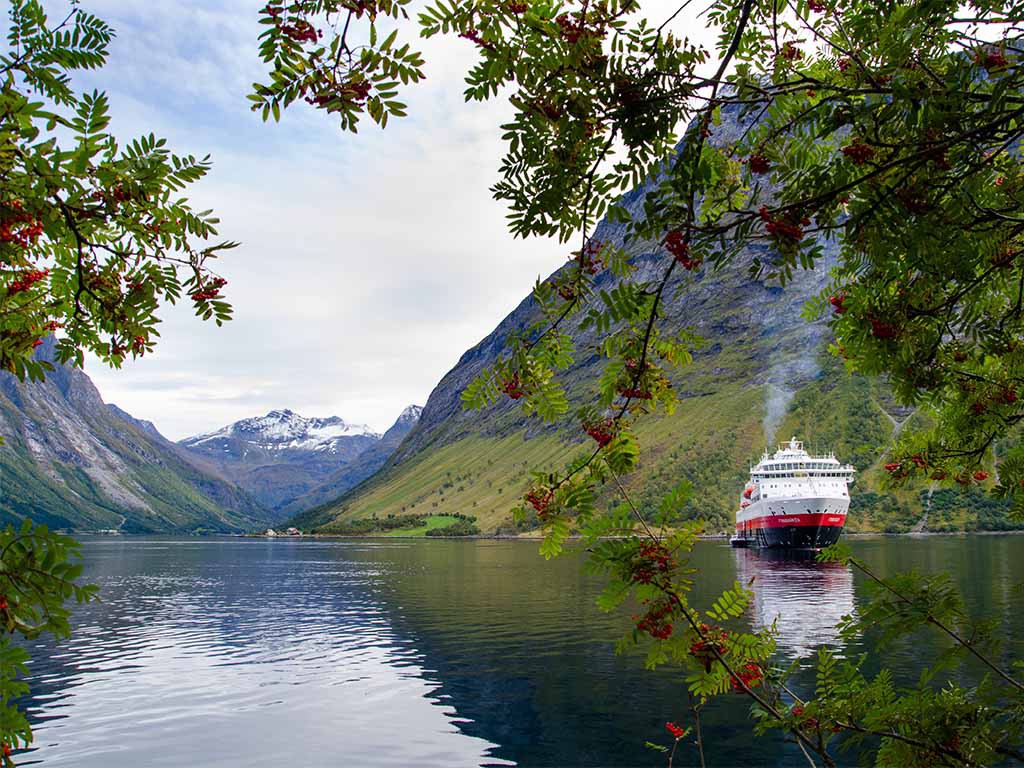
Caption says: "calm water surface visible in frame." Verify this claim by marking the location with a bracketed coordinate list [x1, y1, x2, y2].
[17, 535, 1024, 767]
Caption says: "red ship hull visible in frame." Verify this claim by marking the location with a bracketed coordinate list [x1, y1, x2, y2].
[734, 513, 846, 549]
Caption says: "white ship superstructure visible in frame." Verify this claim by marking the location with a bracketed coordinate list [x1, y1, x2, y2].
[732, 438, 855, 549]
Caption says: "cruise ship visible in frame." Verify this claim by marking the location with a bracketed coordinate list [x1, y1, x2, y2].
[731, 438, 855, 549]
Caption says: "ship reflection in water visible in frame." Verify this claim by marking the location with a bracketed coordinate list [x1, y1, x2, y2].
[733, 548, 856, 659]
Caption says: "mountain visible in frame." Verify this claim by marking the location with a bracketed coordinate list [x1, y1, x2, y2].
[0, 339, 271, 533]
[179, 406, 421, 512]
[299, 102, 1019, 536]
[280, 405, 422, 516]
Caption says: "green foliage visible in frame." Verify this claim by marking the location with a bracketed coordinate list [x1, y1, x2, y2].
[250, 0, 425, 133]
[0, 520, 97, 759]
[424, 517, 480, 536]
[260, 0, 1024, 763]
[1, 1, 236, 379]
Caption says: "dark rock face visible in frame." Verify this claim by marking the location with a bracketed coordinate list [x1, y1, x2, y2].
[0, 338, 270, 532]
[181, 405, 422, 513]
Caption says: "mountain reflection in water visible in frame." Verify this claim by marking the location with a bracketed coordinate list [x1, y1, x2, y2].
[733, 548, 856, 659]
[14, 536, 1024, 768]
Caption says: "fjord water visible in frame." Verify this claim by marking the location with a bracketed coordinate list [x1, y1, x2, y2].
[19, 536, 1024, 767]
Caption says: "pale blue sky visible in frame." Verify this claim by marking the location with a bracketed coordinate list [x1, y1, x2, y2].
[45, 0, 703, 439]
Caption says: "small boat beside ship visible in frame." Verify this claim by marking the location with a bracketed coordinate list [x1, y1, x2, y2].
[730, 437, 855, 549]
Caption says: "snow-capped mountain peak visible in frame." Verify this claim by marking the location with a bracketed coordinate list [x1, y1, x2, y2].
[182, 409, 381, 453]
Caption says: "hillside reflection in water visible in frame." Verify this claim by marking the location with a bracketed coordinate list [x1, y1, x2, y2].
[16, 535, 1024, 767]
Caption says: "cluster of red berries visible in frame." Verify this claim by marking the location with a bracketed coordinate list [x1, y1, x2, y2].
[350, 0, 378, 18]
[1, 200, 44, 248]
[630, 541, 674, 585]
[634, 599, 674, 640]
[910, 454, 928, 468]
[759, 206, 809, 244]
[689, 623, 728, 670]
[977, 50, 1008, 71]
[584, 417, 615, 447]
[262, 3, 281, 17]
[790, 706, 822, 730]
[664, 229, 700, 270]
[953, 470, 991, 486]
[532, 100, 562, 121]
[191, 276, 227, 302]
[2, 743, 10, 758]
[460, 28, 495, 51]
[747, 153, 771, 174]
[837, 57, 852, 72]
[869, 317, 900, 339]
[92, 184, 132, 204]
[0, 595, 8, 611]
[31, 339, 43, 349]
[842, 140, 875, 166]
[884, 461, 902, 473]
[346, 79, 372, 102]
[42, 320, 62, 332]
[778, 43, 803, 62]
[617, 386, 653, 400]
[665, 722, 685, 739]
[555, 13, 602, 44]
[558, 283, 577, 301]
[501, 372, 525, 399]
[829, 293, 846, 314]
[280, 19, 320, 43]
[579, 240, 603, 274]
[525, 487, 554, 515]
[505, 0, 528, 13]
[8, 268, 50, 294]
[730, 662, 764, 692]
[132, 336, 147, 355]
[807, 0, 826, 11]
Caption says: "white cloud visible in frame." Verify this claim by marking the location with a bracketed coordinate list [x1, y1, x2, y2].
[68, 0, 713, 440]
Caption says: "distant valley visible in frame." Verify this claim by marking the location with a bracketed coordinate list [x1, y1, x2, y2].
[0, 338, 420, 533]
[178, 406, 422, 513]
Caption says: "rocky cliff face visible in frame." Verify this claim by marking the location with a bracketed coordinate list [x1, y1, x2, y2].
[180, 406, 421, 513]
[0, 339, 270, 533]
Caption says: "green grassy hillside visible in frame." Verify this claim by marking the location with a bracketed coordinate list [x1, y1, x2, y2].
[299, 352, 1021, 536]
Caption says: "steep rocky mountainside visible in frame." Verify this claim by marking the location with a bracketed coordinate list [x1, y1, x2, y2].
[0, 339, 270, 533]
[300, 103, 1018, 536]
[279, 405, 422, 516]
[180, 405, 422, 512]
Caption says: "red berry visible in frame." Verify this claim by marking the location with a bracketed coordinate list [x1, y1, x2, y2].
[747, 154, 771, 174]
[842, 140, 875, 166]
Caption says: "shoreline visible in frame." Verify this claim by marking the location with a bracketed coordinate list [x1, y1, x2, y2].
[244, 529, 1024, 541]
